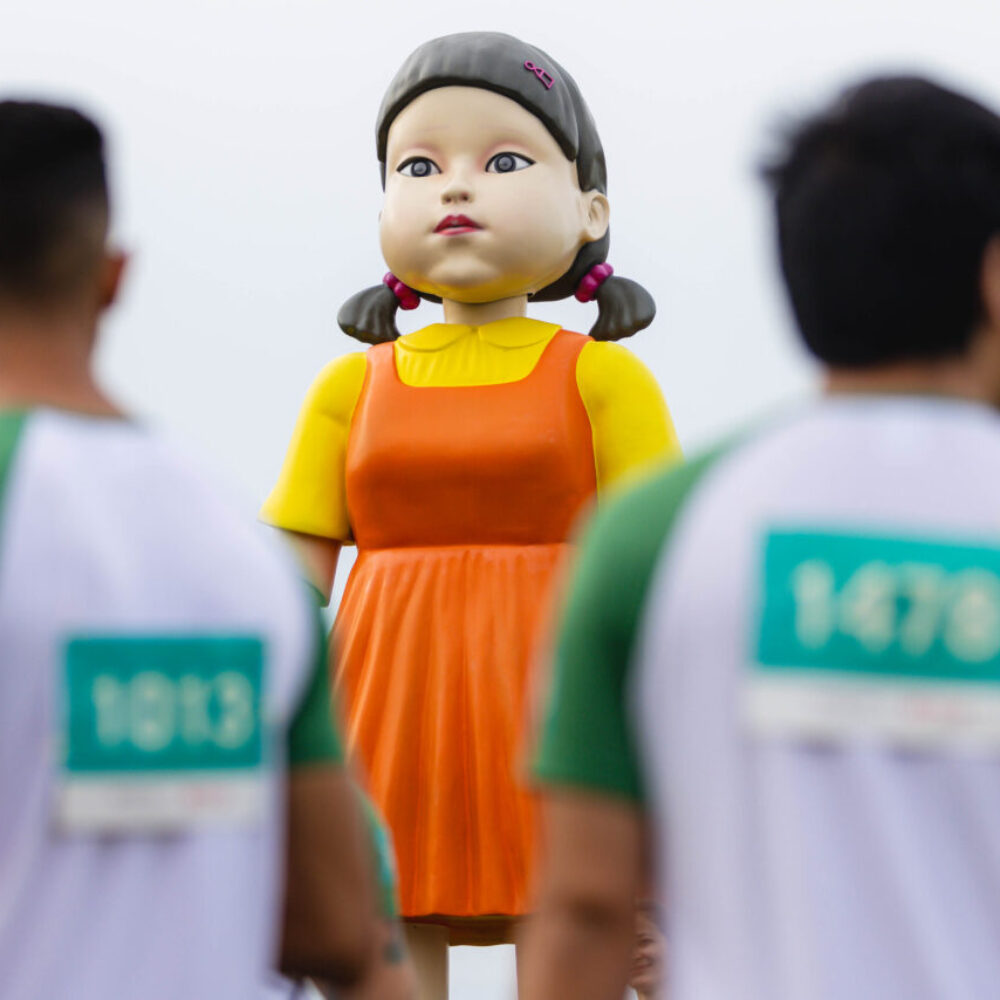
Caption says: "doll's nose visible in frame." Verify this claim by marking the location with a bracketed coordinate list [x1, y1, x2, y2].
[441, 172, 474, 205]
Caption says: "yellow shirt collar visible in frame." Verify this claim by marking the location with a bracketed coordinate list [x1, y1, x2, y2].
[397, 317, 561, 353]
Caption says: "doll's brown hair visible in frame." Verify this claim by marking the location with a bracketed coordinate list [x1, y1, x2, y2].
[338, 31, 655, 344]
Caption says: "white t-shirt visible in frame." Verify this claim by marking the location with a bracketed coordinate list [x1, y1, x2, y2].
[0, 408, 334, 1000]
[538, 395, 1000, 1000]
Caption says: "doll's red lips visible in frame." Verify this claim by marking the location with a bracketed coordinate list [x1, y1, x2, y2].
[435, 214, 483, 234]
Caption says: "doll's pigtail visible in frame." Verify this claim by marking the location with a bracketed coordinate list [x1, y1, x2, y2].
[337, 273, 420, 344]
[575, 264, 656, 342]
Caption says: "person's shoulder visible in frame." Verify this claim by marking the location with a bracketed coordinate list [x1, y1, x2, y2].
[27, 409, 159, 480]
[71, 420, 284, 567]
[589, 440, 736, 552]
[19, 412, 315, 644]
[148, 431, 313, 616]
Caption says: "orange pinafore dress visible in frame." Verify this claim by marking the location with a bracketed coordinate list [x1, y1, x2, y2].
[335, 329, 597, 932]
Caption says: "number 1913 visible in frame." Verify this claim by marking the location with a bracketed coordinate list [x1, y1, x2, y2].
[91, 671, 257, 754]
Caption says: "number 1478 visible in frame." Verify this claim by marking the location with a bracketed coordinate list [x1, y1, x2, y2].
[791, 559, 1000, 664]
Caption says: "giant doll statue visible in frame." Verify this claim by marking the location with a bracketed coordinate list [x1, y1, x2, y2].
[262, 31, 681, 997]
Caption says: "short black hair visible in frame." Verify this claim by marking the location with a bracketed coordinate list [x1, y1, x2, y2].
[763, 76, 1000, 367]
[0, 100, 109, 306]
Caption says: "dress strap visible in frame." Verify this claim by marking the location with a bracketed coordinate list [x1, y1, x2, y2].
[529, 329, 592, 380]
[363, 341, 397, 390]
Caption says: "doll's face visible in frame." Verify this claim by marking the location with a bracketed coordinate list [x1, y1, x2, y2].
[380, 86, 609, 304]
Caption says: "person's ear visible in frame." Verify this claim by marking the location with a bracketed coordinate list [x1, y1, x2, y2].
[982, 236, 1000, 332]
[581, 191, 610, 243]
[98, 250, 129, 311]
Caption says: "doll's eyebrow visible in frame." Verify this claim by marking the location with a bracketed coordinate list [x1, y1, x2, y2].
[389, 143, 442, 166]
[397, 153, 440, 165]
[390, 152, 441, 173]
[481, 138, 539, 159]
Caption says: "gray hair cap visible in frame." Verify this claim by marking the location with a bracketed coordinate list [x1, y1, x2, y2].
[375, 31, 607, 197]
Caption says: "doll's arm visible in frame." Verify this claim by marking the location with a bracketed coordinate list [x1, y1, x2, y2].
[575, 341, 681, 494]
[261, 352, 367, 541]
[283, 531, 341, 607]
[262, 353, 366, 601]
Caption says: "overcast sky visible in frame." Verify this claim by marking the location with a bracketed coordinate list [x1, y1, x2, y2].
[4, 0, 999, 994]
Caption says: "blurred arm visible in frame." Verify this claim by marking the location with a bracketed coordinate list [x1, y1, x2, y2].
[298, 772, 417, 1000]
[333, 788, 417, 1000]
[525, 461, 691, 999]
[526, 432, 727, 1000]
[279, 598, 377, 988]
[331, 918, 417, 1000]
[280, 765, 378, 987]
[520, 789, 644, 1000]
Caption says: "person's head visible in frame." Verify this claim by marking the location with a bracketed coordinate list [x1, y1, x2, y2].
[0, 99, 123, 324]
[763, 76, 1000, 372]
[629, 902, 666, 998]
[338, 31, 655, 344]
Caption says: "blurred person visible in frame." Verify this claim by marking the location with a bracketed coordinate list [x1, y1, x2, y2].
[629, 903, 665, 1000]
[276, 787, 416, 1000]
[0, 99, 385, 1000]
[522, 76, 1000, 1000]
[333, 792, 418, 1000]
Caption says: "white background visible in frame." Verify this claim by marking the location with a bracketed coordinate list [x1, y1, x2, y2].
[3, 0, 999, 994]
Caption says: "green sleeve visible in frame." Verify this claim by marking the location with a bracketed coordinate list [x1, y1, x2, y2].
[534, 445, 730, 801]
[0, 410, 27, 510]
[287, 606, 344, 766]
[357, 790, 401, 919]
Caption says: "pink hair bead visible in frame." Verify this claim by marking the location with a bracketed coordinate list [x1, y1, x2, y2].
[575, 262, 614, 303]
[383, 272, 421, 311]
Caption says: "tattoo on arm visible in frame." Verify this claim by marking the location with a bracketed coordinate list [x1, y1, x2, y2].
[382, 922, 405, 965]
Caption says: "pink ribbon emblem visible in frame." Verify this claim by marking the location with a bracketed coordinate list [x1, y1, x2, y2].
[524, 61, 555, 90]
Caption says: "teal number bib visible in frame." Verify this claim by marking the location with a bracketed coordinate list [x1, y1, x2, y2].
[748, 530, 1000, 748]
[56, 636, 267, 832]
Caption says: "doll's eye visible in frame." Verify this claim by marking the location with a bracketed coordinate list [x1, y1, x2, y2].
[485, 152, 534, 174]
[397, 157, 441, 178]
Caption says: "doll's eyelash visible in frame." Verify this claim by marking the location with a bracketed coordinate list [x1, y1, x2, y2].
[485, 152, 535, 173]
[397, 156, 441, 178]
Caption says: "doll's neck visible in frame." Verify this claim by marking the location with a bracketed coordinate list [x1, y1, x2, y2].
[441, 295, 528, 327]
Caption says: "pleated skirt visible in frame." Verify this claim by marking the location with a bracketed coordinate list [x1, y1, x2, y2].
[333, 541, 568, 927]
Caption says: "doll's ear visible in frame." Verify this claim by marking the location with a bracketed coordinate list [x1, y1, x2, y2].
[582, 191, 610, 243]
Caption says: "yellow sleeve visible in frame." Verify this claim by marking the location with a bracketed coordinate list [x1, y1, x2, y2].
[575, 340, 681, 494]
[260, 352, 367, 542]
